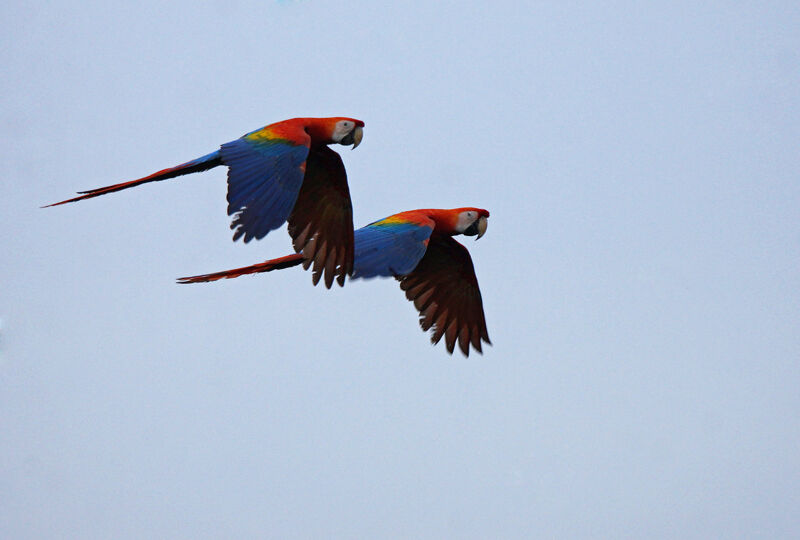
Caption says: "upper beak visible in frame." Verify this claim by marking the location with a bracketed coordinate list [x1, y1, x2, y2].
[475, 216, 488, 240]
[351, 125, 363, 149]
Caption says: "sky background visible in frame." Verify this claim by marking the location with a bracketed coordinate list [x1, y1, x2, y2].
[2, 1, 799, 538]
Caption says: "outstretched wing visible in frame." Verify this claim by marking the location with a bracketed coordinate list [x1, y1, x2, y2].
[397, 235, 490, 357]
[287, 145, 354, 288]
[351, 214, 435, 279]
[221, 121, 311, 243]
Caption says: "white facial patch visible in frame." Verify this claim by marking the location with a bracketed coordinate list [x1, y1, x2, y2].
[456, 211, 476, 233]
[332, 120, 353, 143]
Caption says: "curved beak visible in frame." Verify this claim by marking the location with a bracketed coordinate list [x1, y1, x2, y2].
[475, 215, 488, 240]
[464, 216, 488, 240]
[351, 125, 363, 149]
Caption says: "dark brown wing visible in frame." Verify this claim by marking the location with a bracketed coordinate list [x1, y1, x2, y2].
[287, 145, 354, 288]
[397, 235, 491, 357]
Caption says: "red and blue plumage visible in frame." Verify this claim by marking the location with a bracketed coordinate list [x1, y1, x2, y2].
[178, 207, 491, 356]
[46, 117, 364, 287]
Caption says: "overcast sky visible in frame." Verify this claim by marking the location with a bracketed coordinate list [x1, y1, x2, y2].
[2, 1, 799, 538]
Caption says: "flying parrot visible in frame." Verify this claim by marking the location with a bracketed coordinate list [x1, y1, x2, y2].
[46, 117, 365, 287]
[178, 207, 491, 356]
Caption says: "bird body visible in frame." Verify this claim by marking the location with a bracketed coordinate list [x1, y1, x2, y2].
[46, 116, 364, 286]
[179, 207, 491, 356]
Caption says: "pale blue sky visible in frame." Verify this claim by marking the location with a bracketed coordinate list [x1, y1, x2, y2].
[2, 1, 799, 538]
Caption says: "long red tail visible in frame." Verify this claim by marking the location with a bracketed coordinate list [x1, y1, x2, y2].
[177, 253, 304, 284]
[43, 150, 222, 207]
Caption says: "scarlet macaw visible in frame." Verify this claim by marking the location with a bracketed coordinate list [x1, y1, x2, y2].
[46, 117, 365, 287]
[178, 207, 491, 356]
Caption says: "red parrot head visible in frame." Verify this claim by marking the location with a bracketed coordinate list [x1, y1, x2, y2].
[454, 208, 490, 240]
[303, 117, 365, 148]
[330, 118, 365, 149]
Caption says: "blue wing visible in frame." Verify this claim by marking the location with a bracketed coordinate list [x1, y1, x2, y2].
[220, 138, 310, 243]
[352, 218, 435, 279]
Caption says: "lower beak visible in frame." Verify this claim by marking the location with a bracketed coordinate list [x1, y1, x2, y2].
[351, 126, 363, 149]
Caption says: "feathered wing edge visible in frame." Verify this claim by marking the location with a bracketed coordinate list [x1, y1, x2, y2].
[396, 235, 491, 357]
[287, 145, 354, 288]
